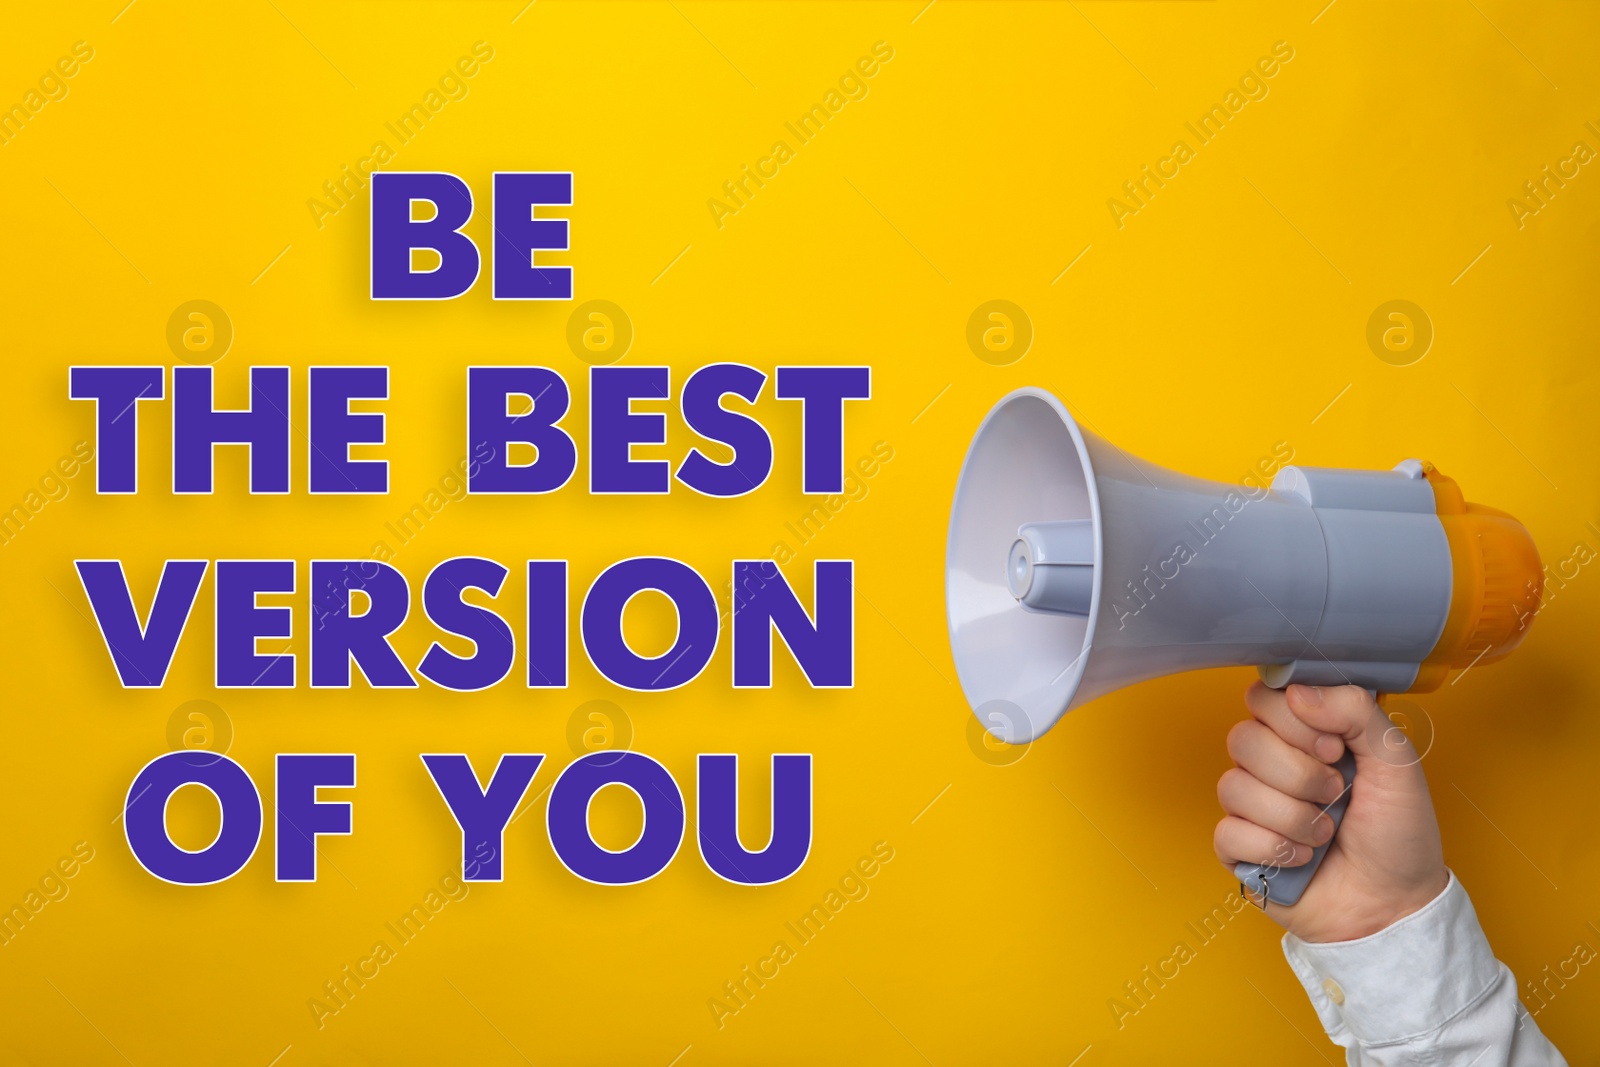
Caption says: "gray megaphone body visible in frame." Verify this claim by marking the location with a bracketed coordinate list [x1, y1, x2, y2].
[946, 388, 1542, 905]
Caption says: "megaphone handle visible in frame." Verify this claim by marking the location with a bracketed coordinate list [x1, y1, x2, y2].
[1233, 749, 1356, 907]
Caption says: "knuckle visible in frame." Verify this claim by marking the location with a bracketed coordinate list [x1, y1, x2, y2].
[1268, 835, 1305, 866]
[1292, 802, 1323, 841]
[1226, 720, 1257, 756]
[1333, 683, 1375, 713]
[1268, 794, 1302, 835]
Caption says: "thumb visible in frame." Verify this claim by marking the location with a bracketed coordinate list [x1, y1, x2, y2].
[1282, 684, 1426, 796]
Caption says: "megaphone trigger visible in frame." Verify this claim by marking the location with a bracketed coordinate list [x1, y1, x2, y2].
[1235, 748, 1357, 907]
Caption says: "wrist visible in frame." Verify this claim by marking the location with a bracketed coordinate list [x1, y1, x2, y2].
[1298, 867, 1450, 943]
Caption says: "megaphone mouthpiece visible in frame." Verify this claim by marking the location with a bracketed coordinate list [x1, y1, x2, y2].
[1008, 521, 1094, 616]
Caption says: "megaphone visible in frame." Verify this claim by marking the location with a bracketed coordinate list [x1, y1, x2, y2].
[946, 388, 1542, 905]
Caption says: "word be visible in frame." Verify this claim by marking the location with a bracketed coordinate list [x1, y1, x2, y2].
[124, 752, 811, 888]
[372, 170, 572, 299]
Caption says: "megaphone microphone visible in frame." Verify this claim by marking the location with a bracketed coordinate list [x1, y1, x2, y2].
[946, 388, 1542, 906]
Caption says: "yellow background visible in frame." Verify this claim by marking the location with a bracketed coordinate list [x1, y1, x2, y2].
[1, 1, 1597, 1063]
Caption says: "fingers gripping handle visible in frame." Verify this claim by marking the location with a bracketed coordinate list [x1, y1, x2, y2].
[1234, 750, 1356, 907]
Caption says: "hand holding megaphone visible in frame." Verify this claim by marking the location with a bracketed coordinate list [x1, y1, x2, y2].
[946, 388, 1542, 907]
[1215, 681, 1448, 942]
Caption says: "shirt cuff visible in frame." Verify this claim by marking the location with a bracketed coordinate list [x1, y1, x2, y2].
[1280, 871, 1503, 1047]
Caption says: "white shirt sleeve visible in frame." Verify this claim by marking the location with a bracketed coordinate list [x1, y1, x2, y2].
[1279, 871, 1566, 1065]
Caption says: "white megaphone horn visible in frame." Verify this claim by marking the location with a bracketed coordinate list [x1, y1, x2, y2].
[945, 388, 1543, 905]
